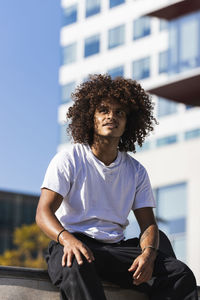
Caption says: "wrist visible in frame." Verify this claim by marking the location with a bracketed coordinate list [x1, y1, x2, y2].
[57, 228, 67, 244]
[142, 245, 157, 253]
[142, 246, 157, 259]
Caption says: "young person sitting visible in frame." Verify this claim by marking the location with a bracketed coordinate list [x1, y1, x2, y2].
[36, 74, 198, 300]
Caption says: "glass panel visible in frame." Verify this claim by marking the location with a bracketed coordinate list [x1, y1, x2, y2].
[125, 212, 140, 239]
[136, 141, 151, 152]
[173, 235, 186, 262]
[168, 22, 179, 74]
[156, 183, 187, 220]
[185, 105, 194, 110]
[157, 97, 177, 118]
[62, 5, 77, 26]
[108, 25, 125, 49]
[160, 19, 168, 31]
[132, 57, 150, 80]
[60, 124, 70, 145]
[184, 128, 200, 140]
[109, 0, 125, 9]
[155, 183, 187, 261]
[180, 17, 199, 71]
[159, 50, 168, 74]
[169, 218, 186, 234]
[108, 65, 124, 78]
[168, 11, 200, 74]
[84, 34, 100, 57]
[85, 0, 101, 18]
[62, 43, 77, 65]
[61, 82, 75, 103]
[156, 135, 177, 147]
[133, 17, 151, 40]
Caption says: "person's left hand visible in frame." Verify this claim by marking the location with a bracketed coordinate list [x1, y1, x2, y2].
[128, 250, 156, 285]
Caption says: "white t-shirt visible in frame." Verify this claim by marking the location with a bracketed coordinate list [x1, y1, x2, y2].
[41, 143, 155, 243]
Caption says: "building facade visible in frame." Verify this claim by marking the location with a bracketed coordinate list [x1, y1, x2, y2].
[58, 0, 200, 284]
[0, 190, 39, 254]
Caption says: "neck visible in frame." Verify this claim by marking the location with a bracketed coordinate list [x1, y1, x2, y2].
[90, 135, 119, 166]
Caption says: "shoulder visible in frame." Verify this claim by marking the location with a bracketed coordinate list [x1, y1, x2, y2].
[122, 152, 146, 174]
[51, 143, 88, 169]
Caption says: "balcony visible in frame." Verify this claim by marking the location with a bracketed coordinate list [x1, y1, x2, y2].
[144, 0, 200, 20]
[147, 68, 200, 106]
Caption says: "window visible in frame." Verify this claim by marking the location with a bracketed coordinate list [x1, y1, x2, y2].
[108, 24, 125, 49]
[136, 141, 151, 153]
[109, 0, 125, 9]
[60, 123, 70, 145]
[132, 57, 150, 80]
[159, 50, 168, 73]
[168, 11, 200, 74]
[61, 82, 75, 103]
[184, 128, 200, 140]
[157, 97, 177, 118]
[160, 19, 168, 31]
[185, 105, 194, 110]
[62, 4, 78, 26]
[154, 183, 187, 261]
[156, 135, 177, 147]
[133, 16, 151, 40]
[62, 43, 77, 65]
[108, 65, 124, 78]
[85, 0, 101, 18]
[84, 34, 100, 57]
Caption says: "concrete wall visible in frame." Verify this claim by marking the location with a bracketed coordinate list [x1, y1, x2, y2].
[0, 266, 148, 300]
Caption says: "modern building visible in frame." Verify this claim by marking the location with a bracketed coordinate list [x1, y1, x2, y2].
[58, 0, 200, 284]
[0, 190, 39, 254]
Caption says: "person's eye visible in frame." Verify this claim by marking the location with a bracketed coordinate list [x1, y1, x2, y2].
[99, 107, 108, 113]
[117, 110, 126, 117]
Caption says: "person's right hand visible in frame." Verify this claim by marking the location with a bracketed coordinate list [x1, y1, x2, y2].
[61, 235, 95, 267]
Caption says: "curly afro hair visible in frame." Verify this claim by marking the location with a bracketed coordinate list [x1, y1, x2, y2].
[67, 74, 157, 152]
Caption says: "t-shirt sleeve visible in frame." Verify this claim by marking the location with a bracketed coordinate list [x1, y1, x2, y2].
[41, 152, 71, 198]
[132, 164, 156, 211]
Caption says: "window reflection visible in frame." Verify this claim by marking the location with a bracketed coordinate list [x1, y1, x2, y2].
[155, 183, 187, 262]
[133, 16, 151, 40]
[108, 65, 124, 78]
[85, 0, 101, 18]
[61, 82, 75, 103]
[62, 5, 77, 27]
[108, 24, 125, 49]
[132, 57, 150, 80]
[84, 34, 100, 57]
[169, 11, 200, 74]
[62, 43, 77, 65]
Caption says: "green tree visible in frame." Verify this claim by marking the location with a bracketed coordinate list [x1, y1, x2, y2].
[0, 223, 50, 268]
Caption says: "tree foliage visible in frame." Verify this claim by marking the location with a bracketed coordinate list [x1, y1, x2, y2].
[0, 223, 50, 268]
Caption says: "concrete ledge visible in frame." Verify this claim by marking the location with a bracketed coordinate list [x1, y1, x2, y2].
[0, 266, 148, 300]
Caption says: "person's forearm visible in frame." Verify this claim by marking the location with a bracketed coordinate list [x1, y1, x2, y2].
[36, 206, 73, 244]
[140, 224, 159, 258]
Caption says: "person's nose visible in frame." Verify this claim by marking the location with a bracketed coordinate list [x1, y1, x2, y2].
[107, 110, 115, 120]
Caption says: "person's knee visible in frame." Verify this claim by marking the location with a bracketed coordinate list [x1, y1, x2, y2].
[173, 260, 196, 287]
[158, 230, 176, 258]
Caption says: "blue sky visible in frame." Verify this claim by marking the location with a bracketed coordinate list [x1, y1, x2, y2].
[0, 1, 61, 195]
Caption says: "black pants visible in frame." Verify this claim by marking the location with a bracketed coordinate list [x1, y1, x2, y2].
[46, 231, 198, 300]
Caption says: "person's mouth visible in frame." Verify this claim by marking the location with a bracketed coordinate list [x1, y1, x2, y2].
[103, 122, 118, 128]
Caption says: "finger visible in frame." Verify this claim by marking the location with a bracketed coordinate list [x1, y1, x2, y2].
[74, 249, 84, 265]
[133, 264, 144, 279]
[81, 246, 95, 262]
[67, 251, 73, 267]
[62, 252, 67, 267]
[128, 260, 138, 272]
[133, 270, 151, 285]
[86, 246, 95, 261]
